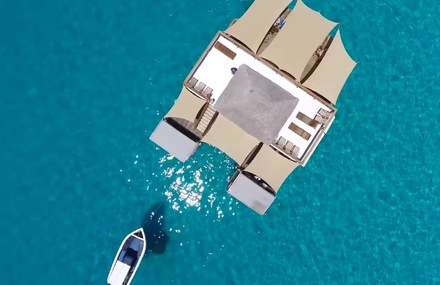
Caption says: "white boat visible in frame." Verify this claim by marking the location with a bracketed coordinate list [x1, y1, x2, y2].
[107, 228, 146, 285]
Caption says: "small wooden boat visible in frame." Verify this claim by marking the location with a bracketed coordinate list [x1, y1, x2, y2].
[107, 228, 146, 285]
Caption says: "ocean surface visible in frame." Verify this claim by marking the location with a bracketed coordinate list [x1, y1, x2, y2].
[0, 0, 439, 284]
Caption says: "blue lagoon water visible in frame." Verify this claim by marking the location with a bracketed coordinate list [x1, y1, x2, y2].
[0, 0, 439, 284]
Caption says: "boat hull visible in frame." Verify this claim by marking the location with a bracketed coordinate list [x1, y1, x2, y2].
[107, 228, 146, 285]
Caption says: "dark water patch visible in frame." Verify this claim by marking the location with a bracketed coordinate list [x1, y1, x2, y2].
[141, 201, 170, 254]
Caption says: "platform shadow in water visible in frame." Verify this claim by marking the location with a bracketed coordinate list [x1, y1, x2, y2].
[141, 201, 170, 254]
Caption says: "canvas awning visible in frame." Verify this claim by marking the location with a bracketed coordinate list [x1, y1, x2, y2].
[166, 86, 206, 121]
[302, 30, 357, 104]
[244, 144, 299, 192]
[202, 114, 259, 164]
[260, 0, 337, 79]
[225, 0, 292, 53]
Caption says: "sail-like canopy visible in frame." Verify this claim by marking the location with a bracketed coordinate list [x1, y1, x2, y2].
[166, 87, 205, 121]
[302, 30, 357, 104]
[225, 0, 292, 53]
[260, 0, 337, 79]
[202, 114, 259, 164]
[244, 144, 299, 192]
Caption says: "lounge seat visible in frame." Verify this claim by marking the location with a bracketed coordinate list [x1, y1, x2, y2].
[314, 115, 327, 124]
[284, 141, 294, 153]
[291, 145, 300, 157]
[276, 136, 286, 148]
[195, 82, 206, 92]
[187, 77, 198, 88]
[202, 87, 213, 97]
[318, 108, 331, 119]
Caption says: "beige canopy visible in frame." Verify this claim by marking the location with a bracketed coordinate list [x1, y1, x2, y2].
[302, 30, 357, 104]
[260, 0, 337, 79]
[225, 0, 292, 53]
[166, 87, 206, 121]
[244, 144, 299, 192]
[202, 114, 259, 164]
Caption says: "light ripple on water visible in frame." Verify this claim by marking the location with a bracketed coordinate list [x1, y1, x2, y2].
[0, 0, 439, 284]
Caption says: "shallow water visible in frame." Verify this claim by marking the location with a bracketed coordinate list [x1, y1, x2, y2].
[0, 0, 439, 284]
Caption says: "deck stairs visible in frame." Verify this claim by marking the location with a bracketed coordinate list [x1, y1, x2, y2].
[196, 105, 216, 135]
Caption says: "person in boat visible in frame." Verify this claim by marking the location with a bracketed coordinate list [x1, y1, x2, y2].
[278, 18, 286, 28]
[315, 46, 324, 57]
[273, 18, 286, 31]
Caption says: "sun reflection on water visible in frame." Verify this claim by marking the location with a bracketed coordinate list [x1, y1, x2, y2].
[158, 153, 238, 219]
[164, 166, 204, 212]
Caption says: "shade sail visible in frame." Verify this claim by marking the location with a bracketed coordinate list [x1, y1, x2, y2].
[302, 30, 357, 104]
[245, 144, 299, 192]
[214, 64, 298, 144]
[225, 0, 292, 53]
[166, 87, 206, 121]
[260, 0, 337, 79]
[202, 114, 259, 164]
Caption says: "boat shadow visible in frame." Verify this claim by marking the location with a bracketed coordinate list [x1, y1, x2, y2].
[141, 201, 170, 254]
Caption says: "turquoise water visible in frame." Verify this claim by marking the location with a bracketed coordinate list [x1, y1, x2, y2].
[0, 0, 439, 284]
